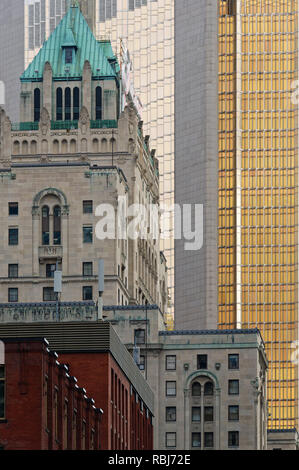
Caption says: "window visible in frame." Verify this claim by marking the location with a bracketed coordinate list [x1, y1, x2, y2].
[204, 432, 214, 448]
[192, 407, 201, 422]
[204, 406, 214, 422]
[228, 405, 239, 421]
[0, 366, 5, 419]
[83, 200, 93, 214]
[65, 87, 71, 121]
[228, 354, 239, 370]
[228, 380, 239, 395]
[134, 329, 145, 345]
[204, 381, 214, 396]
[46, 264, 56, 278]
[197, 354, 207, 369]
[34, 88, 41, 122]
[165, 432, 176, 448]
[95, 86, 102, 120]
[166, 355, 176, 370]
[56, 88, 63, 121]
[192, 382, 201, 397]
[8, 202, 18, 216]
[42, 206, 50, 245]
[83, 286, 93, 301]
[8, 288, 18, 303]
[228, 431, 239, 448]
[166, 407, 176, 422]
[83, 226, 93, 243]
[8, 264, 18, 278]
[53, 206, 61, 245]
[43, 287, 56, 301]
[73, 87, 80, 120]
[8, 228, 18, 246]
[166, 381, 176, 397]
[192, 432, 201, 448]
[139, 355, 145, 371]
[83, 262, 93, 277]
[65, 47, 73, 64]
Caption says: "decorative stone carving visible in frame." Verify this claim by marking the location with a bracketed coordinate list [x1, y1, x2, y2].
[40, 107, 50, 136]
[79, 106, 89, 135]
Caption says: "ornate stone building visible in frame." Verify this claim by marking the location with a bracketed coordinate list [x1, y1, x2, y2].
[0, 5, 167, 313]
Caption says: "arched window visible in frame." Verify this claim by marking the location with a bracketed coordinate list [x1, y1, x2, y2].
[56, 88, 63, 121]
[42, 206, 50, 245]
[204, 381, 214, 396]
[192, 382, 201, 397]
[34, 88, 41, 122]
[53, 206, 61, 245]
[73, 87, 80, 120]
[96, 86, 102, 120]
[65, 87, 71, 121]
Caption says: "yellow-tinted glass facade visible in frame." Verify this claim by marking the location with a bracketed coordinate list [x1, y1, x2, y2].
[218, 0, 298, 429]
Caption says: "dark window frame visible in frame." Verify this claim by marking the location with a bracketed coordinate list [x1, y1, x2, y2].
[8, 264, 18, 278]
[83, 286, 93, 301]
[204, 406, 214, 422]
[8, 288, 18, 303]
[166, 406, 176, 422]
[192, 406, 201, 422]
[228, 379, 239, 395]
[204, 432, 214, 448]
[134, 329, 145, 345]
[8, 202, 18, 216]
[8, 228, 19, 246]
[83, 226, 93, 244]
[166, 381, 177, 397]
[83, 200, 93, 214]
[197, 354, 208, 370]
[228, 431, 239, 448]
[83, 262, 93, 277]
[192, 432, 201, 448]
[165, 432, 176, 449]
[165, 355, 176, 371]
[228, 405, 239, 421]
[43, 287, 56, 301]
[228, 354, 239, 370]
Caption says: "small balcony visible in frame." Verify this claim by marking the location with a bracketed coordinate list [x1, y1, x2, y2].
[39, 245, 63, 262]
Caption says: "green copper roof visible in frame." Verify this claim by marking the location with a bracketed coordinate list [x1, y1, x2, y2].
[21, 5, 118, 81]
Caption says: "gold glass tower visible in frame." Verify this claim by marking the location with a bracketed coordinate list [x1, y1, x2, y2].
[218, 0, 298, 429]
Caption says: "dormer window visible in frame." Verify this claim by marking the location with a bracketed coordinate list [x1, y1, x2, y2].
[65, 48, 73, 64]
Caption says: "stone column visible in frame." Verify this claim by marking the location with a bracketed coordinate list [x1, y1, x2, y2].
[43, 62, 53, 118]
[82, 61, 92, 118]
[32, 206, 40, 276]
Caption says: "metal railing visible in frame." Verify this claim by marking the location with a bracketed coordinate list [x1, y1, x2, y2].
[51, 120, 78, 130]
[90, 119, 117, 129]
[11, 122, 39, 131]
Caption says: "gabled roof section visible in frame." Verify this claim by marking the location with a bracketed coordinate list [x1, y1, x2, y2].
[21, 5, 118, 81]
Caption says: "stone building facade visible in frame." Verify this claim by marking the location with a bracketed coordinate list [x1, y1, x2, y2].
[0, 5, 167, 314]
[104, 306, 268, 450]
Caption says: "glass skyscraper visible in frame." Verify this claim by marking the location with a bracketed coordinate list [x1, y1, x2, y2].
[219, 0, 298, 430]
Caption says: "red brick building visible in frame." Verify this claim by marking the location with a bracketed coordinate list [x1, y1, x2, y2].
[0, 322, 154, 450]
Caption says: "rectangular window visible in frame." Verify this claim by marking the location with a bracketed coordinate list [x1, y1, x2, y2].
[204, 406, 214, 422]
[228, 405, 239, 421]
[65, 47, 73, 64]
[166, 355, 176, 370]
[0, 366, 5, 419]
[8, 288, 18, 303]
[192, 407, 201, 422]
[139, 355, 145, 371]
[166, 407, 176, 422]
[204, 432, 214, 448]
[8, 264, 18, 278]
[83, 200, 93, 214]
[83, 262, 93, 276]
[46, 264, 56, 278]
[197, 354, 208, 370]
[83, 286, 93, 301]
[134, 329, 145, 345]
[228, 431, 239, 448]
[228, 354, 239, 370]
[83, 226, 93, 243]
[43, 287, 56, 301]
[166, 381, 176, 397]
[165, 432, 176, 448]
[192, 432, 201, 448]
[228, 380, 239, 395]
[8, 228, 18, 246]
[8, 202, 18, 216]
